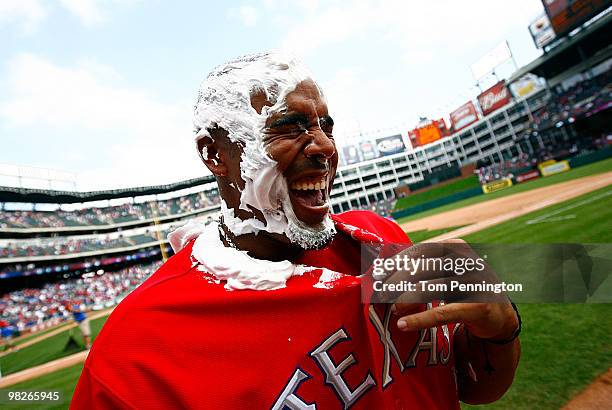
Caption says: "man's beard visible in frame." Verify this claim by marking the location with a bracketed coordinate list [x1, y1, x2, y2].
[273, 177, 335, 250]
[285, 212, 336, 250]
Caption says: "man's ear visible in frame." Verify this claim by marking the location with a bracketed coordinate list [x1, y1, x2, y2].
[197, 134, 228, 177]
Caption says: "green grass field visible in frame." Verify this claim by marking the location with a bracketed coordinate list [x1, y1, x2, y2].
[406, 226, 464, 243]
[2, 161, 611, 409]
[394, 175, 479, 210]
[0, 315, 108, 376]
[464, 185, 612, 243]
[1, 364, 83, 410]
[397, 157, 612, 224]
[460, 184, 612, 409]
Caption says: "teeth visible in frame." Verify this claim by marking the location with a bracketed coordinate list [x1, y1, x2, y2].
[290, 178, 327, 191]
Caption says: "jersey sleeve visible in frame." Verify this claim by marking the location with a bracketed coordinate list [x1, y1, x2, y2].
[71, 365, 133, 410]
[333, 210, 412, 244]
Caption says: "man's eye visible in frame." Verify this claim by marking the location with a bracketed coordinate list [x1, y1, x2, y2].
[285, 128, 305, 136]
[321, 125, 334, 137]
[264, 128, 303, 141]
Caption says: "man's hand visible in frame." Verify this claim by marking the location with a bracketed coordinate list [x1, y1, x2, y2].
[381, 238, 520, 404]
[394, 300, 518, 340]
[382, 238, 518, 339]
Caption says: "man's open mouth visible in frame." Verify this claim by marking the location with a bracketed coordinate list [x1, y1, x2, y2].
[287, 174, 329, 223]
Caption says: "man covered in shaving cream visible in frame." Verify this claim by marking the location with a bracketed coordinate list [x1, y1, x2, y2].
[71, 52, 520, 409]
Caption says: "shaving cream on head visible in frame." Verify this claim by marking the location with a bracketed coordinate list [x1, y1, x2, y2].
[192, 51, 336, 248]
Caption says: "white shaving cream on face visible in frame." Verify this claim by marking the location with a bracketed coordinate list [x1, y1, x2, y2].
[192, 223, 317, 290]
[199, 146, 209, 161]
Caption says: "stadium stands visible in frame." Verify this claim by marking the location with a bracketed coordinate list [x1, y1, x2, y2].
[0, 226, 179, 259]
[0, 190, 220, 229]
[530, 70, 611, 132]
[369, 198, 396, 218]
[0, 262, 161, 333]
[475, 153, 535, 184]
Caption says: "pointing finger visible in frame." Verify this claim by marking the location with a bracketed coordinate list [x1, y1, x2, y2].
[397, 303, 465, 331]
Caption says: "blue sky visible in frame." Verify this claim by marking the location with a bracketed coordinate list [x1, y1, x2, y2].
[0, 0, 546, 190]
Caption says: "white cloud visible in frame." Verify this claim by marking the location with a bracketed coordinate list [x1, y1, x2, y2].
[279, 1, 380, 56]
[58, 0, 141, 27]
[0, 54, 206, 189]
[229, 5, 259, 27]
[272, 0, 544, 140]
[0, 0, 140, 31]
[321, 66, 413, 146]
[0, 0, 46, 33]
[59, 0, 105, 27]
[280, 0, 544, 57]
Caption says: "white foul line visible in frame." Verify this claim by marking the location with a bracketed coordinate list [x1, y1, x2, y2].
[526, 190, 612, 225]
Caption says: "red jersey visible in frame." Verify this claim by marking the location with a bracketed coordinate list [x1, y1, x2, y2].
[71, 211, 459, 409]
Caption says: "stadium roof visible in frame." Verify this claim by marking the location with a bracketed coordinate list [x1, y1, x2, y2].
[0, 175, 216, 204]
[509, 10, 612, 84]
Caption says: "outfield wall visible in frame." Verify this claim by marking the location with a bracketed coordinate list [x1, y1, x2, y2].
[392, 187, 483, 219]
[568, 146, 612, 168]
[391, 148, 612, 219]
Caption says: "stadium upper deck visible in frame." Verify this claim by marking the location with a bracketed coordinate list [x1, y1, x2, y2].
[1, 188, 220, 231]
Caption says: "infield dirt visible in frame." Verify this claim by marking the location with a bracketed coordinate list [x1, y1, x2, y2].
[400, 171, 612, 239]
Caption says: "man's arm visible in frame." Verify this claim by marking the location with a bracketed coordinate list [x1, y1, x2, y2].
[388, 238, 522, 403]
[453, 307, 521, 404]
[395, 302, 520, 403]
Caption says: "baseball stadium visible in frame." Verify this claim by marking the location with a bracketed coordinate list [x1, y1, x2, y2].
[1, 1, 611, 409]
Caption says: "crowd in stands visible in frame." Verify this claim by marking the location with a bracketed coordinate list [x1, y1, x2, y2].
[2, 236, 135, 259]
[370, 198, 396, 217]
[520, 125, 611, 165]
[336, 198, 396, 218]
[531, 70, 611, 131]
[476, 153, 534, 184]
[0, 262, 161, 335]
[1, 225, 179, 259]
[532, 139, 585, 163]
[0, 190, 220, 230]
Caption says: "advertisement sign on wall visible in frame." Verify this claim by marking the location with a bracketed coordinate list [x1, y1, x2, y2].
[416, 123, 443, 145]
[529, 12, 556, 48]
[543, 0, 608, 38]
[515, 169, 541, 183]
[510, 73, 547, 99]
[478, 81, 512, 116]
[408, 119, 449, 148]
[360, 140, 377, 161]
[538, 160, 571, 176]
[376, 135, 406, 157]
[342, 145, 361, 165]
[482, 178, 513, 194]
[470, 41, 512, 80]
[450, 101, 479, 132]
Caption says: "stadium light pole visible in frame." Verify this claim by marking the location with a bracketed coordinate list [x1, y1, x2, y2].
[151, 200, 168, 262]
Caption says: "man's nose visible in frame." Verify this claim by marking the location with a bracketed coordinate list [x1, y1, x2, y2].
[303, 128, 335, 160]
